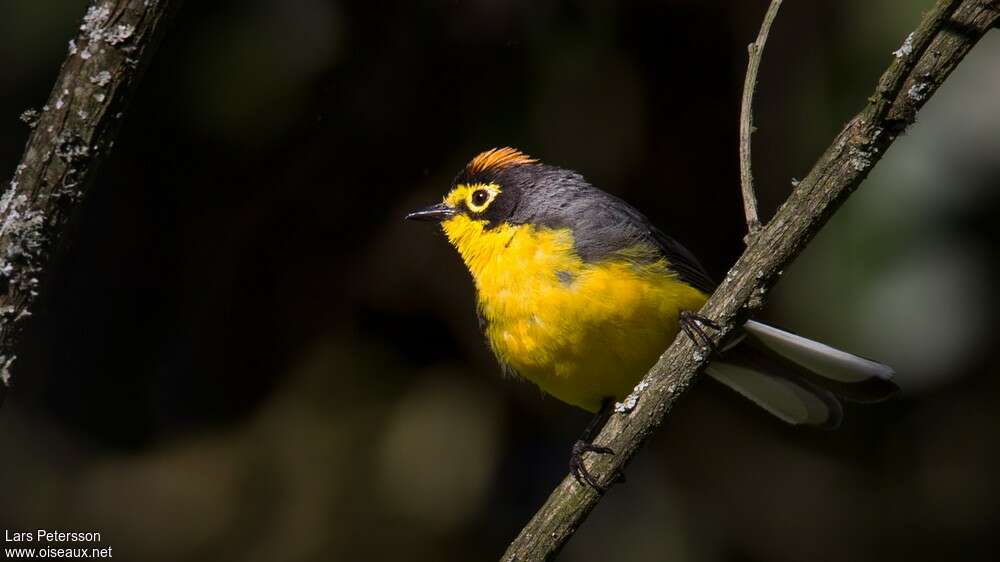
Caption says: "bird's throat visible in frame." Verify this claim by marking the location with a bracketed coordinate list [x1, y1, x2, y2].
[440, 216, 579, 289]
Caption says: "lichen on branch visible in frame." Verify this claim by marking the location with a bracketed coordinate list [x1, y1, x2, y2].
[0, 0, 179, 394]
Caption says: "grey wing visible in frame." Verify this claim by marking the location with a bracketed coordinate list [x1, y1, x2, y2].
[567, 191, 717, 293]
[508, 165, 716, 292]
[647, 225, 717, 293]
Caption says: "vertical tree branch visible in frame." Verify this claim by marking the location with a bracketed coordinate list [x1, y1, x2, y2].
[739, 0, 782, 239]
[503, 1, 995, 559]
[0, 0, 181, 403]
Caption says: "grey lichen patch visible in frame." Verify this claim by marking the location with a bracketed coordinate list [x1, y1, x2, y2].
[893, 32, 914, 58]
[78, 2, 134, 58]
[105, 24, 135, 46]
[0, 354, 14, 386]
[614, 379, 649, 413]
[0, 189, 47, 297]
[908, 81, 931, 102]
[19, 109, 39, 128]
[90, 70, 112, 86]
[55, 87, 77, 112]
[55, 133, 90, 162]
[849, 145, 873, 171]
[80, 3, 113, 39]
[746, 284, 767, 310]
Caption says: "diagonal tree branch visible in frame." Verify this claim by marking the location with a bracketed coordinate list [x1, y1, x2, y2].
[503, 1, 995, 559]
[0, 0, 181, 405]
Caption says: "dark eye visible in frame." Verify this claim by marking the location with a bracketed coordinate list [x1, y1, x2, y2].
[471, 189, 489, 207]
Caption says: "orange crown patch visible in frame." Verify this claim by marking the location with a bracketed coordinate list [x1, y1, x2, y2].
[466, 147, 537, 176]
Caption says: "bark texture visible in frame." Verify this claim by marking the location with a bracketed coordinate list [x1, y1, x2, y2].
[0, 0, 180, 400]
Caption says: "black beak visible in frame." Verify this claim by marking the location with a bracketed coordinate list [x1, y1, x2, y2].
[405, 203, 455, 222]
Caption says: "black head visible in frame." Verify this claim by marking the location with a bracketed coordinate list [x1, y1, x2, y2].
[405, 147, 717, 291]
[406, 147, 551, 227]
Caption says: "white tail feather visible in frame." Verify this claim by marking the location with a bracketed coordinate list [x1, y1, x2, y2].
[706, 361, 841, 428]
[743, 320, 894, 385]
[703, 321, 897, 427]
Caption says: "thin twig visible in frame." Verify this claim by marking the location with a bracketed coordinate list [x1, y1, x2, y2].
[0, 0, 181, 402]
[739, 0, 782, 240]
[503, 1, 991, 559]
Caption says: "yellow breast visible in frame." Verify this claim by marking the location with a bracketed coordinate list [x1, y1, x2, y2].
[441, 215, 707, 412]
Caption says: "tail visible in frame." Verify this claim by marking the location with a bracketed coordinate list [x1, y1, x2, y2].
[704, 321, 898, 429]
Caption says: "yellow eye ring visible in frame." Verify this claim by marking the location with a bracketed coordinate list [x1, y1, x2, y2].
[465, 185, 499, 213]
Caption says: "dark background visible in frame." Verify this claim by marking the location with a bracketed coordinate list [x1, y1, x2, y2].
[1, 1, 999, 560]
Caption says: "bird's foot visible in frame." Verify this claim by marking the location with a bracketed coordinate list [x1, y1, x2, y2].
[570, 440, 615, 492]
[679, 310, 721, 352]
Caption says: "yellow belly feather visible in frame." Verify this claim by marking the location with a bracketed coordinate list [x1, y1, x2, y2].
[442, 215, 707, 412]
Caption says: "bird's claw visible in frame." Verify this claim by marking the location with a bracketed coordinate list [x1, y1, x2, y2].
[570, 440, 615, 492]
[679, 310, 720, 352]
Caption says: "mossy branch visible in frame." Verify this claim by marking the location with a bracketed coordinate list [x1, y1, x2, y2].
[0, 0, 180, 404]
[503, 1, 997, 560]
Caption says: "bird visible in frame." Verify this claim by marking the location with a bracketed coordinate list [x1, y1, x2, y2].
[406, 147, 898, 490]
